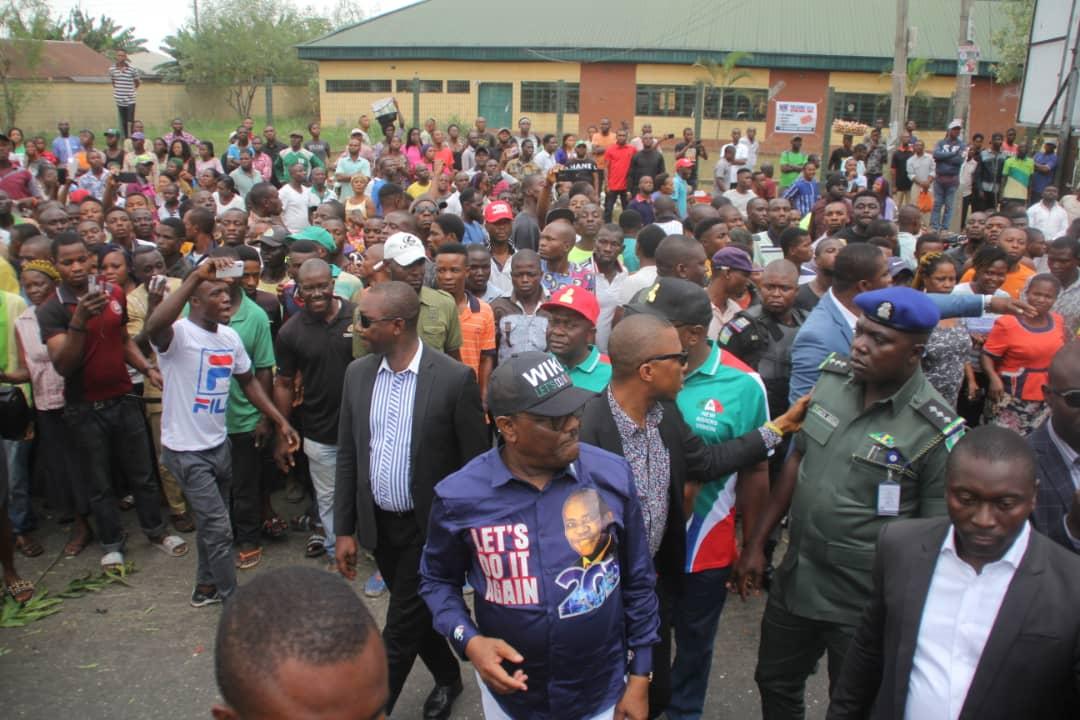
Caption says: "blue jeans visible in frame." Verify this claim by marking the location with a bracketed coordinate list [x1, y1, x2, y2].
[162, 443, 236, 598]
[4, 439, 34, 535]
[303, 438, 337, 560]
[932, 180, 957, 231]
[666, 566, 732, 720]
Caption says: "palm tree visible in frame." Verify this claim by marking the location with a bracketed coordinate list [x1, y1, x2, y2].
[880, 57, 933, 124]
[693, 52, 754, 140]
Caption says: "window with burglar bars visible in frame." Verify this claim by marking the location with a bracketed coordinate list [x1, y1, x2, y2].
[446, 80, 470, 94]
[635, 85, 696, 117]
[520, 82, 580, 113]
[326, 79, 392, 93]
[704, 88, 768, 120]
[832, 92, 891, 126]
[396, 79, 444, 93]
[906, 96, 953, 131]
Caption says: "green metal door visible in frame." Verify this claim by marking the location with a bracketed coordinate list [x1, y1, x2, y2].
[478, 83, 513, 129]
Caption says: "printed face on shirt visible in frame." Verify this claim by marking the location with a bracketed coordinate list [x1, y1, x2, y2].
[561, 489, 613, 561]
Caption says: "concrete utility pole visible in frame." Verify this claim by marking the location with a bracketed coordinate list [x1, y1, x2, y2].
[954, 0, 975, 128]
[890, 0, 909, 137]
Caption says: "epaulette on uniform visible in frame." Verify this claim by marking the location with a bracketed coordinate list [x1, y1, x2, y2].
[818, 352, 850, 375]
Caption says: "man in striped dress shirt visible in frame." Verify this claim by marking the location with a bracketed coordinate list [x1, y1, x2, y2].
[108, 50, 139, 138]
[335, 281, 488, 719]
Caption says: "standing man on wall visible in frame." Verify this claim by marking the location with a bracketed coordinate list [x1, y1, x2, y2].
[108, 49, 139, 139]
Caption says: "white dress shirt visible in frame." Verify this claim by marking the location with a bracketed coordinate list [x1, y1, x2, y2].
[1027, 201, 1070, 241]
[827, 288, 858, 332]
[904, 522, 1031, 720]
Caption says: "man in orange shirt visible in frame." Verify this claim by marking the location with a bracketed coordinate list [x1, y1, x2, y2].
[434, 242, 496, 405]
[590, 117, 617, 170]
[961, 226, 1034, 299]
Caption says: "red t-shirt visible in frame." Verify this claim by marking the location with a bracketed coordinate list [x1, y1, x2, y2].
[604, 144, 637, 191]
[0, 166, 35, 200]
[36, 283, 133, 402]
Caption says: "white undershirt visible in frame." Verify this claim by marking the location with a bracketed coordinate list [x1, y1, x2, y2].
[827, 288, 858, 332]
[904, 521, 1031, 720]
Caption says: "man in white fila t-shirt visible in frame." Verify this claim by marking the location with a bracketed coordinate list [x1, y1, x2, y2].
[145, 254, 299, 608]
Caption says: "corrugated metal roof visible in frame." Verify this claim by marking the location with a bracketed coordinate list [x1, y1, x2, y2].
[0, 40, 112, 81]
[300, 0, 1008, 73]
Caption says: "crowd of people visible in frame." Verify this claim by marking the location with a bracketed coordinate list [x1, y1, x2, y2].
[3, 78, 1080, 720]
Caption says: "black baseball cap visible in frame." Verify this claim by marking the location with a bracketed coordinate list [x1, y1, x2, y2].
[626, 277, 712, 328]
[545, 208, 575, 225]
[487, 351, 594, 418]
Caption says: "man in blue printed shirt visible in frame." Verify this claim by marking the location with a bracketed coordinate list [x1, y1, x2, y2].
[420, 351, 660, 720]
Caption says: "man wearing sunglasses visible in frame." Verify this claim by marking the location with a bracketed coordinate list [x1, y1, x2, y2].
[577, 312, 799, 714]
[419, 350, 659, 720]
[336, 281, 487, 720]
[1031, 342, 1080, 553]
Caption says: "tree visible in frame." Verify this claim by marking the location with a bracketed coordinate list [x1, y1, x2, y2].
[55, 9, 147, 54]
[0, 0, 51, 127]
[878, 57, 933, 123]
[160, 0, 331, 117]
[693, 52, 754, 140]
[991, 0, 1035, 84]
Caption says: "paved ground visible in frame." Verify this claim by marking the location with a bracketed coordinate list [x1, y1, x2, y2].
[0, 497, 828, 719]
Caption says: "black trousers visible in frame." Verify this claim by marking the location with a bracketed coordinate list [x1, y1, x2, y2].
[604, 189, 629, 222]
[117, 104, 135, 137]
[374, 507, 460, 713]
[228, 431, 261, 548]
[648, 572, 678, 718]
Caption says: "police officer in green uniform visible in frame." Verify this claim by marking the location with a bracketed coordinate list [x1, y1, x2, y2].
[733, 286, 966, 720]
[542, 285, 612, 393]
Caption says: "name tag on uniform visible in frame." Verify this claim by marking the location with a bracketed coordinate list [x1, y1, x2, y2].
[877, 481, 901, 517]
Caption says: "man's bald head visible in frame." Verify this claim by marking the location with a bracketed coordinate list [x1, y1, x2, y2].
[684, 204, 720, 235]
[655, 235, 706, 277]
[1050, 342, 1080, 387]
[384, 211, 418, 234]
[511, 248, 540, 269]
[297, 258, 332, 284]
[18, 235, 52, 261]
[608, 313, 675, 379]
[762, 258, 799, 283]
[654, 197, 677, 218]
[367, 279, 421, 325]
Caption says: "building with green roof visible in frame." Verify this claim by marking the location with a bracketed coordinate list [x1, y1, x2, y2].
[299, 0, 1019, 154]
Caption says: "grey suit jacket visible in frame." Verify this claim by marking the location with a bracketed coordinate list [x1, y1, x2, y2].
[1030, 423, 1079, 553]
[334, 343, 488, 551]
[827, 517, 1080, 720]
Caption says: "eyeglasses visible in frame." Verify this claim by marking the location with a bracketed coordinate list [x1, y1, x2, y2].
[523, 407, 584, 431]
[640, 351, 689, 367]
[1047, 387, 1080, 408]
[358, 314, 401, 329]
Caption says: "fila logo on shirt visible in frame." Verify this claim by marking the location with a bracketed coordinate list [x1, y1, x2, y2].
[193, 349, 235, 414]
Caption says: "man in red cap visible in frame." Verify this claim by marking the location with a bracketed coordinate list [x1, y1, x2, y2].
[542, 285, 611, 393]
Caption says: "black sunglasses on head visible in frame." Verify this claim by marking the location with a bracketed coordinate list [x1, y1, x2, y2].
[640, 351, 689, 367]
[1047, 387, 1080, 408]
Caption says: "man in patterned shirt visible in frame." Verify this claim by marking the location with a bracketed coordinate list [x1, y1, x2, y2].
[108, 49, 139, 138]
[538, 216, 596, 295]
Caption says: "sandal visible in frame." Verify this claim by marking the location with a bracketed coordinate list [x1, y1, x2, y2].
[235, 547, 262, 570]
[151, 534, 189, 557]
[262, 516, 288, 539]
[63, 528, 94, 558]
[291, 513, 320, 533]
[5, 577, 34, 604]
[305, 533, 326, 558]
[101, 550, 125, 573]
[14, 534, 43, 558]
[170, 512, 195, 533]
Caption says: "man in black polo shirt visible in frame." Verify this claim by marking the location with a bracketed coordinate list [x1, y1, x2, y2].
[272, 259, 355, 566]
[37, 233, 188, 571]
[834, 191, 881, 244]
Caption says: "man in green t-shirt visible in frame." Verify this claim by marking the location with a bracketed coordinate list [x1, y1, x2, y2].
[1001, 142, 1034, 202]
[779, 136, 808, 190]
[541, 284, 612, 393]
[215, 248, 276, 570]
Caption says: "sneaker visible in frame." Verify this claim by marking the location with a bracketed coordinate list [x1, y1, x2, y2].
[190, 586, 223, 608]
[364, 571, 387, 598]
